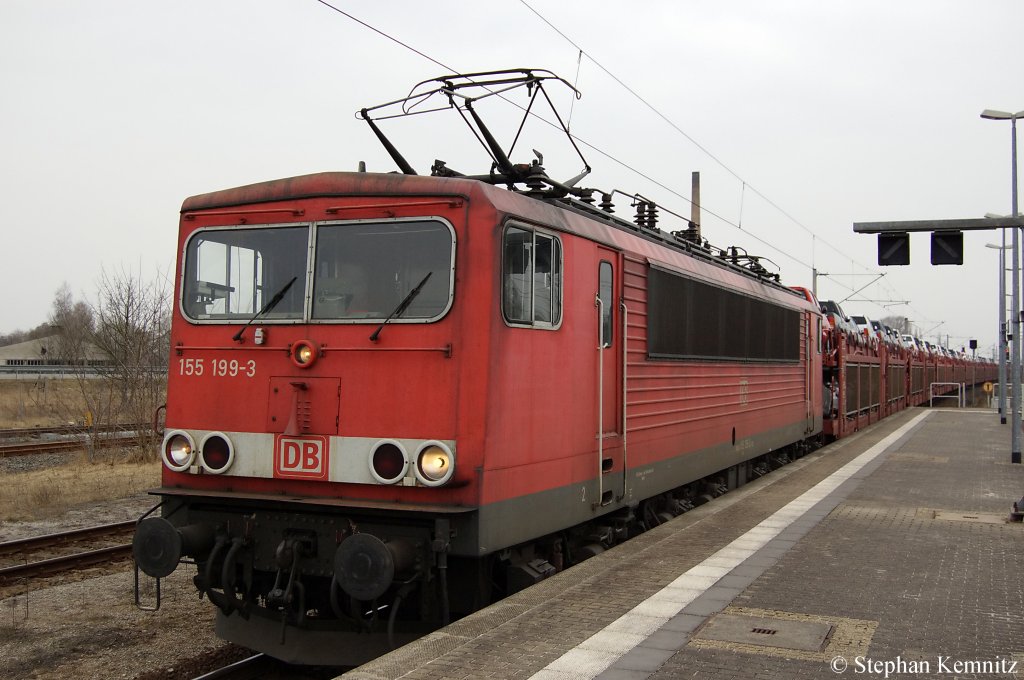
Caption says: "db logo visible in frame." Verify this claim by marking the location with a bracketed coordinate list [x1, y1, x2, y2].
[274, 435, 330, 480]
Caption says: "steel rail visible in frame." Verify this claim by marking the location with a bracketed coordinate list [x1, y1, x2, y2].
[0, 434, 149, 458]
[0, 520, 136, 558]
[0, 422, 148, 439]
[0, 543, 132, 585]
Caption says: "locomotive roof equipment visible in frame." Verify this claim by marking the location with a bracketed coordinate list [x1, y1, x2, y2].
[359, 68, 783, 287]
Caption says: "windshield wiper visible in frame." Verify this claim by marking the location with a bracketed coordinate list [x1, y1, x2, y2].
[369, 272, 432, 342]
[232, 276, 298, 343]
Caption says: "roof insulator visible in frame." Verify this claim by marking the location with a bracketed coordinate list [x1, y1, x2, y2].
[600, 193, 615, 213]
[634, 201, 647, 228]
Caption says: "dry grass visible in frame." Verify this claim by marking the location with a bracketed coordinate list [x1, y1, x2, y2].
[0, 451, 160, 521]
[0, 379, 165, 521]
[0, 379, 97, 429]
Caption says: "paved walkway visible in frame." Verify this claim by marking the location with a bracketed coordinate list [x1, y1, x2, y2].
[343, 408, 1024, 680]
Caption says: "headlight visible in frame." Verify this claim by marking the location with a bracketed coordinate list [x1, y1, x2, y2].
[162, 431, 196, 472]
[414, 442, 455, 486]
[199, 432, 234, 474]
[369, 440, 408, 484]
[290, 339, 318, 368]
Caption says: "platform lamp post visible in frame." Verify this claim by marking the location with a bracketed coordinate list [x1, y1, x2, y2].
[981, 108, 1023, 467]
[985, 241, 1009, 424]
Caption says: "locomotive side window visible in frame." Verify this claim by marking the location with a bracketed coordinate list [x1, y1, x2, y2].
[599, 261, 613, 347]
[183, 226, 307, 321]
[502, 225, 562, 328]
[312, 219, 454, 321]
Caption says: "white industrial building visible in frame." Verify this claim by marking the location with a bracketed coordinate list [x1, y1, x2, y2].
[0, 336, 110, 367]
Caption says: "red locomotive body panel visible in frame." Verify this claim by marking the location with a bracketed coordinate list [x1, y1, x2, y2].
[163, 176, 488, 511]
[159, 172, 822, 556]
[470, 192, 822, 548]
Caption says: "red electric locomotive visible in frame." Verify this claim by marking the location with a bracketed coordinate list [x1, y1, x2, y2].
[133, 70, 826, 664]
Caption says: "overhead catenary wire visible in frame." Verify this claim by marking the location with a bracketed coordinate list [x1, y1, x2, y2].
[513, 5, 982, 345]
[311, 2, 834, 275]
[517, 0, 877, 277]
[568, 49, 583, 131]
[517, 2, 969, 329]
[312, 0, 455, 73]
[311, 1, 918, 313]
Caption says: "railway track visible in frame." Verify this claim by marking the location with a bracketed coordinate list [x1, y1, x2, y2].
[0, 520, 136, 588]
[0, 422, 148, 439]
[0, 434, 150, 458]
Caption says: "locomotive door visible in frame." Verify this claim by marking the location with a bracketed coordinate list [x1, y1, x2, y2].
[595, 247, 624, 507]
[804, 312, 815, 434]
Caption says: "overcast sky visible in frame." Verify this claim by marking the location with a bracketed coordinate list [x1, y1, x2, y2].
[2, 1, 1021, 355]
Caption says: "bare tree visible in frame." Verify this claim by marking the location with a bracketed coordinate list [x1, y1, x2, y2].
[0, 322, 58, 348]
[0, 329, 29, 347]
[87, 267, 171, 456]
[880, 315, 912, 335]
[45, 269, 171, 460]
[48, 282, 95, 365]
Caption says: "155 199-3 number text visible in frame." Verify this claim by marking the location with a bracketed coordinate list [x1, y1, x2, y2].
[178, 358, 256, 378]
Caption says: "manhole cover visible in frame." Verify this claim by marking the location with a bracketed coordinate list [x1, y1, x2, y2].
[933, 511, 1006, 524]
[930, 510, 1007, 525]
[892, 453, 948, 463]
[695, 614, 834, 652]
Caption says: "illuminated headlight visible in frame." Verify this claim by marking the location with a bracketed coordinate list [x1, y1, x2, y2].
[198, 432, 234, 474]
[290, 339, 318, 368]
[414, 442, 455, 486]
[162, 431, 196, 472]
[369, 440, 408, 484]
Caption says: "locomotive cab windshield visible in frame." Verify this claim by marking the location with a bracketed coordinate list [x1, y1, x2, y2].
[184, 225, 307, 320]
[181, 218, 456, 324]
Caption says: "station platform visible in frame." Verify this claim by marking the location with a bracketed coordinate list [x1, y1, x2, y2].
[342, 408, 1024, 680]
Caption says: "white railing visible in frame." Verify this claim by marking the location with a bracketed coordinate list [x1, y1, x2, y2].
[929, 382, 965, 408]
